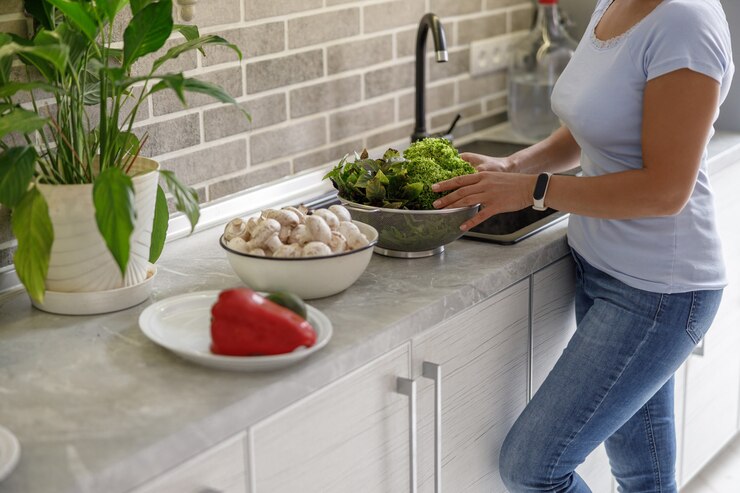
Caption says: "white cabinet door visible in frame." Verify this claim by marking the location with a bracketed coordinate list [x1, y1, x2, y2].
[412, 279, 530, 493]
[130, 433, 248, 493]
[532, 257, 613, 493]
[680, 161, 740, 484]
[251, 344, 412, 493]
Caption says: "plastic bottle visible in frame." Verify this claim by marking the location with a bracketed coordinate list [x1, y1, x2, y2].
[508, 0, 578, 140]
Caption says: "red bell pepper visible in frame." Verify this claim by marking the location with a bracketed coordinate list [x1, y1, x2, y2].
[210, 288, 317, 356]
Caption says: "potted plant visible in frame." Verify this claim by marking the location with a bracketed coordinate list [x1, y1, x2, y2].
[0, 0, 247, 310]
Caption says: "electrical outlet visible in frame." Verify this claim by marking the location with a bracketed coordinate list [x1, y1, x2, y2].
[470, 32, 527, 77]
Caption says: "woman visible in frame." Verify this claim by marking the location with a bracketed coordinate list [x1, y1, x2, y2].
[433, 0, 734, 491]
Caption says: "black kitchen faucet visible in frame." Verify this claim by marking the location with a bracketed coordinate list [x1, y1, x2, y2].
[411, 13, 450, 142]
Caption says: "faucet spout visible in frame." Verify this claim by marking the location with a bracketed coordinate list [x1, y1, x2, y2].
[412, 13, 448, 142]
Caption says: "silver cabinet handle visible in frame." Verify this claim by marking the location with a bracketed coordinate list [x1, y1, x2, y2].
[692, 337, 705, 357]
[422, 362, 442, 493]
[397, 377, 418, 493]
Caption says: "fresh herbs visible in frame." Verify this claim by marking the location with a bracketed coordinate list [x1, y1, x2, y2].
[323, 138, 475, 210]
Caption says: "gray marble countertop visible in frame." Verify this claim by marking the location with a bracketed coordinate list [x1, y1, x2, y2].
[1, 131, 739, 493]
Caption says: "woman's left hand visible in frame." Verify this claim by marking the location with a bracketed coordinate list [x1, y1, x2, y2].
[432, 172, 537, 231]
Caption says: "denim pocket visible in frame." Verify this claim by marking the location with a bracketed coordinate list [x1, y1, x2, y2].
[570, 248, 584, 281]
[685, 290, 724, 345]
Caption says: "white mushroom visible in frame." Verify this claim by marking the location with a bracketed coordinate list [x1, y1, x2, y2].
[245, 216, 261, 236]
[246, 248, 266, 257]
[272, 243, 303, 258]
[312, 209, 340, 231]
[264, 234, 284, 253]
[226, 236, 250, 253]
[288, 224, 312, 245]
[245, 219, 281, 250]
[279, 224, 293, 243]
[282, 206, 306, 224]
[329, 204, 352, 222]
[339, 221, 369, 250]
[224, 218, 249, 242]
[327, 231, 347, 253]
[263, 208, 300, 228]
[306, 215, 332, 244]
[303, 241, 332, 257]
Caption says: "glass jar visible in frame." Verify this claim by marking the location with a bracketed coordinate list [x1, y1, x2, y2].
[508, 0, 578, 140]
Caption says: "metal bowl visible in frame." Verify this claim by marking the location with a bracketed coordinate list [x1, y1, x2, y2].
[340, 199, 478, 258]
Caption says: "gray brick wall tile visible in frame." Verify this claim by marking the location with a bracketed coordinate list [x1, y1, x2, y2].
[132, 38, 198, 78]
[327, 35, 392, 75]
[487, 95, 508, 113]
[0, 245, 17, 271]
[326, 0, 358, 5]
[246, 50, 323, 94]
[487, 0, 530, 9]
[364, 0, 425, 34]
[293, 139, 363, 174]
[204, 93, 286, 141]
[152, 66, 243, 116]
[511, 5, 535, 32]
[288, 9, 360, 49]
[251, 118, 326, 165]
[395, 29, 416, 59]
[399, 82, 456, 121]
[245, 0, 323, 21]
[431, 0, 484, 17]
[453, 112, 507, 139]
[330, 99, 395, 142]
[429, 48, 469, 81]
[160, 139, 247, 186]
[209, 162, 292, 200]
[0, 0, 23, 15]
[187, 0, 241, 27]
[290, 76, 362, 119]
[86, 86, 150, 125]
[0, 19, 28, 38]
[0, 206, 12, 244]
[364, 61, 414, 99]
[458, 13, 507, 45]
[135, 114, 201, 157]
[367, 123, 413, 150]
[431, 102, 481, 130]
[459, 71, 507, 102]
[202, 22, 284, 67]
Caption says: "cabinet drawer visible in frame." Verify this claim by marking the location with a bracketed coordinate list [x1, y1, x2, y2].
[130, 433, 247, 493]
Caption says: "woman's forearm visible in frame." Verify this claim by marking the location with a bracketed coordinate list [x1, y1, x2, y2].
[508, 126, 582, 174]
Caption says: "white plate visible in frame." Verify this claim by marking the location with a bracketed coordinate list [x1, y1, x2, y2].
[138, 290, 332, 371]
[32, 265, 157, 315]
[0, 425, 20, 483]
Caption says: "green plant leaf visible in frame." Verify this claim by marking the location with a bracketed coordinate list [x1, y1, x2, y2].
[0, 81, 58, 98]
[174, 24, 199, 42]
[149, 185, 168, 263]
[0, 34, 12, 85]
[0, 42, 69, 77]
[0, 147, 37, 208]
[115, 131, 141, 157]
[93, 167, 135, 276]
[97, 0, 128, 22]
[0, 107, 49, 140]
[152, 34, 241, 71]
[159, 169, 199, 233]
[123, 0, 173, 69]
[23, 0, 55, 31]
[12, 187, 53, 303]
[46, 0, 98, 42]
[150, 75, 246, 116]
[130, 0, 157, 15]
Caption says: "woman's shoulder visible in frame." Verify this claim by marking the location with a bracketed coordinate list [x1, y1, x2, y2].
[655, 0, 729, 30]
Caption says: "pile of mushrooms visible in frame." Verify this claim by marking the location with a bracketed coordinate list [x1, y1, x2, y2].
[223, 204, 370, 258]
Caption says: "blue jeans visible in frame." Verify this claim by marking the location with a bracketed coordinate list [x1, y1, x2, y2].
[499, 249, 723, 493]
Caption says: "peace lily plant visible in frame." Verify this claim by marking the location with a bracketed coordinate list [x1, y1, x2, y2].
[0, 0, 246, 304]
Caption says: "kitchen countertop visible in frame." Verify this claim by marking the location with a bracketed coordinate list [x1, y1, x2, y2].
[1, 130, 739, 493]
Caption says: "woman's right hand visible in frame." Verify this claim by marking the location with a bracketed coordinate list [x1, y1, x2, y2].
[460, 152, 515, 173]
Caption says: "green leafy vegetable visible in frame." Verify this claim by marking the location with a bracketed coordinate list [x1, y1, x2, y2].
[323, 138, 475, 210]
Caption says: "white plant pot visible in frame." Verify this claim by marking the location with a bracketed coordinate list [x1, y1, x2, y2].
[37, 157, 159, 294]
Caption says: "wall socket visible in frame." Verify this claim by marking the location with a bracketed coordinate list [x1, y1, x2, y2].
[470, 32, 528, 77]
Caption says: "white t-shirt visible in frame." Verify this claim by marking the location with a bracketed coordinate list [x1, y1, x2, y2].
[551, 0, 735, 293]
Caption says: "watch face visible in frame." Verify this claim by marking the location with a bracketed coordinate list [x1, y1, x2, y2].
[533, 173, 549, 200]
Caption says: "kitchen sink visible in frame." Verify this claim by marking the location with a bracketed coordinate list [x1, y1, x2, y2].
[456, 139, 572, 245]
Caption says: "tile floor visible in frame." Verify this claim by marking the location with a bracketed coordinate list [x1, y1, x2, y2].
[681, 434, 740, 493]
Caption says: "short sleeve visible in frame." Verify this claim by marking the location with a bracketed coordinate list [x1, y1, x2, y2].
[643, 2, 732, 83]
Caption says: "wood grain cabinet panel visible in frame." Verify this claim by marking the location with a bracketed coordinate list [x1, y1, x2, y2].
[129, 432, 248, 493]
[251, 344, 412, 493]
[532, 257, 613, 493]
[412, 279, 530, 493]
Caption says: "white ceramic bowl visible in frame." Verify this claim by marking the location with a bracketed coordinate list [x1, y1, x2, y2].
[220, 221, 378, 299]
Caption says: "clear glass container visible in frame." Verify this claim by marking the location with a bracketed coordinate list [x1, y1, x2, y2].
[508, 0, 578, 140]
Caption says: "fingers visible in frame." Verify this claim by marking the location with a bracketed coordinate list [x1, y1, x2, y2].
[459, 207, 498, 231]
[459, 152, 488, 165]
[432, 173, 481, 193]
[432, 182, 485, 209]
[438, 192, 487, 210]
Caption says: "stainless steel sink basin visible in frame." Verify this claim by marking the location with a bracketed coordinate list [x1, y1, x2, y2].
[456, 139, 571, 245]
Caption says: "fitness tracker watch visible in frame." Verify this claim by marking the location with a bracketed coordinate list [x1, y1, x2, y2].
[532, 172, 552, 211]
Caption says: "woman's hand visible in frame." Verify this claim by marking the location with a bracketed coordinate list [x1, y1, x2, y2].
[459, 152, 514, 172]
[432, 172, 537, 231]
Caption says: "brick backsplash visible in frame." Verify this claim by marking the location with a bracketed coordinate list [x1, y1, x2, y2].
[0, 0, 533, 272]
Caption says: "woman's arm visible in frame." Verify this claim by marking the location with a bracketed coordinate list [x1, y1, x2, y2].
[434, 68, 720, 230]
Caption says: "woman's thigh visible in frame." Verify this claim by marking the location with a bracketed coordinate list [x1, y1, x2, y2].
[499, 251, 722, 490]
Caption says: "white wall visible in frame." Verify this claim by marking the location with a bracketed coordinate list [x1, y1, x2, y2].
[717, 0, 740, 132]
